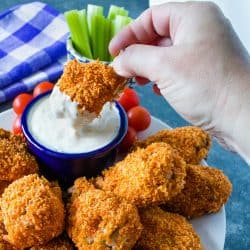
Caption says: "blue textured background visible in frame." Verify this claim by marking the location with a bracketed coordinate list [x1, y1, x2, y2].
[0, 1, 249, 249]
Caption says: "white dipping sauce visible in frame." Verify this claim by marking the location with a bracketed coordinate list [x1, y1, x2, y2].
[28, 94, 120, 153]
[49, 86, 97, 127]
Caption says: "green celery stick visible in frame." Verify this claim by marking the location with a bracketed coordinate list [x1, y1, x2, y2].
[110, 15, 132, 60]
[87, 5, 104, 57]
[103, 18, 111, 61]
[78, 10, 93, 58]
[90, 15, 99, 59]
[108, 5, 128, 20]
[97, 17, 111, 61]
[65, 10, 92, 58]
[91, 15, 110, 61]
[110, 15, 132, 38]
[66, 5, 132, 61]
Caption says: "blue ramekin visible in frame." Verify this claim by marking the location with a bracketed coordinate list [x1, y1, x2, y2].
[21, 91, 128, 188]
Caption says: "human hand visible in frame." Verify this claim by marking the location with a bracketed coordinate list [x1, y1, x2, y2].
[109, 2, 250, 163]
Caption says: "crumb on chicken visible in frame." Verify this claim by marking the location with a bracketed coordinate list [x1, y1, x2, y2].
[95, 142, 186, 208]
[30, 234, 73, 250]
[57, 59, 127, 115]
[0, 174, 65, 248]
[0, 128, 38, 182]
[67, 177, 142, 250]
[132, 126, 211, 164]
[134, 206, 203, 250]
[162, 164, 232, 219]
[0, 210, 17, 250]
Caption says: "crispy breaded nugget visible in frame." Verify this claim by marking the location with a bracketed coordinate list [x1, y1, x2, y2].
[0, 128, 38, 182]
[134, 207, 203, 250]
[57, 59, 127, 115]
[0, 174, 65, 248]
[67, 177, 142, 250]
[30, 235, 73, 250]
[95, 142, 186, 208]
[133, 126, 211, 164]
[162, 164, 232, 218]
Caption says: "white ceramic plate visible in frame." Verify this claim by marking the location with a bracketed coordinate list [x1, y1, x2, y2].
[0, 109, 225, 250]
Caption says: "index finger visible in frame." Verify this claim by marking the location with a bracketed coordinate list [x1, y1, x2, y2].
[109, 2, 185, 56]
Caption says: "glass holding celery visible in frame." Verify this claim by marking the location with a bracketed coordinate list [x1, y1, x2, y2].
[65, 5, 132, 62]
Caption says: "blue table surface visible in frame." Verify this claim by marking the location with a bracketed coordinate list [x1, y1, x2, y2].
[0, 1, 249, 249]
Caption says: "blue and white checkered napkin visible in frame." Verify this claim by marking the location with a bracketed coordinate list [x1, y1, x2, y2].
[0, 1, 68, 103]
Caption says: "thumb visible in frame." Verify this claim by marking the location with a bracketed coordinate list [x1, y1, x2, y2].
[112, 44, 172, 82]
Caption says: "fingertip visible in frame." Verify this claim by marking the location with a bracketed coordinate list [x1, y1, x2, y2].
[109, 26, 132, 56]
[113, 44, 167, 81]
[112, 55, 133, 78]
[109, 37, 120, 57]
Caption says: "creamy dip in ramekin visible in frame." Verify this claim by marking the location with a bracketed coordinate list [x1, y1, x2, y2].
[28, 92, 120, 153]
[21, 91, 127, 188]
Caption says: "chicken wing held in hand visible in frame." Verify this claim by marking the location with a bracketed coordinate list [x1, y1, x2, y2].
[56, 59, 127, 116]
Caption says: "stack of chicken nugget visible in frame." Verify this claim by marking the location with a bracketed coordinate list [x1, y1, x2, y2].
[0, 126, 232, 249]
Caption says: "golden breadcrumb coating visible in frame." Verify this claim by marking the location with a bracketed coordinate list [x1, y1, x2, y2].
[134, 207, 203, 250]
[95, 142, 186, 208]
[30, 235, 73, 250]
[0, 128, 38, 182]
[0, 210, 17, 250]
[133, 126, 211, 164]
[0, 174, 65, 248]
[57, 59, 127, 115]
[162, 164, 232, 218]
[67, 177, 142, 250]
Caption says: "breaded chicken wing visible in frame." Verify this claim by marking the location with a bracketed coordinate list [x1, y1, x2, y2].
[95, 142, 186, 208]
[57, 59, 127, 116]
[67, 177, 142, 250]
[162, 164, 232, 218]
[133, 126, 211, 164]
[134, 206, 203, 250]
[0, 128, 38, 182]
[30, 234, 73, 250]
[0, 174, 65, 248]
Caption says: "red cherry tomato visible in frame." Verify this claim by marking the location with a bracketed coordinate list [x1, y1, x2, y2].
[33, 81, 54, 97]
[117, 87, 140, 111]
[152, 84, 162, 96]
[127, 106, 151, 131]
[119, 126, 137, 152]
[13, 115, 22, 134]
[135, 76, 149, 86]
[12, 93, 33, 115]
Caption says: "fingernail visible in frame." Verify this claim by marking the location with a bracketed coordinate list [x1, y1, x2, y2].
[112, 56, 122, 74]
[112, 56, 130, 78]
